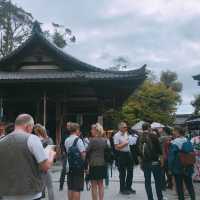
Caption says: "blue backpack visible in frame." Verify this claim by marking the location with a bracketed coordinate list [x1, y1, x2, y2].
[68, 137, 85, 172]
[179, 141, 196, 167]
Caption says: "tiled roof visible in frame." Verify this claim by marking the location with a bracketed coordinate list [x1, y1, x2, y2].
[0, 22, 104, 72]
[0, 22, 147, 82]
[0, 68, 146, 82]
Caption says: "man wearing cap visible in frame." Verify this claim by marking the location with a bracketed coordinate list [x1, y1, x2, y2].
[139, 122, 164, 200]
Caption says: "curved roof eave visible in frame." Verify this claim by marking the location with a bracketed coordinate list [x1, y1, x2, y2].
[0, 22, 147, 76]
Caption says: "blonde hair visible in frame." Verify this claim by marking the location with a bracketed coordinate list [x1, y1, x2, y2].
[68, 122, 80, 133]
[34, 123, 48, 139]
[95, 123, 104, 137]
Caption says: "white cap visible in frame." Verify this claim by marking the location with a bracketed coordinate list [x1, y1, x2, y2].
[151, 122, 165, 129]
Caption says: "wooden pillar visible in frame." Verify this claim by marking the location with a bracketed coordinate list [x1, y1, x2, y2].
[97, 100, 104, 126]
[43, 91, 47, 126]
[62, 103, 66, 124]
[55, 101, 62, 146]
[35, 101, 40, 123]
[0, 97, 3, 121]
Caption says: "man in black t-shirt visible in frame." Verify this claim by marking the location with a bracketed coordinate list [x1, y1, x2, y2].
[139, 123, 164, 200]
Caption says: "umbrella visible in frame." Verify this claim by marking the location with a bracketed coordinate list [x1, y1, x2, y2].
[131, 121, 146, 130]
[151, 122, 165, 129]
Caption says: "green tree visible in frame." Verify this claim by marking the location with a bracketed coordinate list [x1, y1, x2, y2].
[52, 31, 67, 48]
[160, 70, 183, 93]
[51, 23, 76, 48]
[121, 80, 181, 125]
[0, 0, 33, 56]
[0, 0, 76, 57]
[191, 94, 200, 115]
[103, 71, 182, 128]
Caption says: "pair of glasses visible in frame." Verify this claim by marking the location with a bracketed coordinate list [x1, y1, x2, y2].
[123, 127, 128, 128]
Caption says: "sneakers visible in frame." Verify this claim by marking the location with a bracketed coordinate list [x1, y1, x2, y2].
[120, 190, 131, 195]
[127, 188, 136, 194]
[120, 189, 136, 195]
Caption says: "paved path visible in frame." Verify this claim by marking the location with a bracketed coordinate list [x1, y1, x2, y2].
[46, 163, 199, 200]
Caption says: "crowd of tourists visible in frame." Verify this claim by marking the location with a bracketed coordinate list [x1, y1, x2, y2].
[0, 114, 199, 200]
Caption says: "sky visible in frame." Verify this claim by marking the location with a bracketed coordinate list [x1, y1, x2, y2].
[12, 0, 200, 114]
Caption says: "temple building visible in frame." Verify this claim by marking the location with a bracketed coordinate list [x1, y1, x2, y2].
[0, 22, 146, 143]
[193, 74, 200, 86]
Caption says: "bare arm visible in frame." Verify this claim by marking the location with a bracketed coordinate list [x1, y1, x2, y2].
[39, 150, 56, 172]
[115, 140, 128, 150]
[28, 135, 56, 173]
[81, 151, 86, 160]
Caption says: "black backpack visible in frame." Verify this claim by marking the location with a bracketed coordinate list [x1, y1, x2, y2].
[68, 138, 85, 171]
[140, 134, 155, 161]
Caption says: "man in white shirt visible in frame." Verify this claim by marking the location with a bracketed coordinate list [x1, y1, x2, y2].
[114, 122, 135, 195]
[0, 114, 56, 200]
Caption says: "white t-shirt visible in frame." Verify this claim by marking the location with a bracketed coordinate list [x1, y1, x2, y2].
[128, 134, 138, 145]
[83, 137, 90, 149]
[3, 134, 48, 200]
[65, 134, 86, 153]
[114, 131, 130, 152]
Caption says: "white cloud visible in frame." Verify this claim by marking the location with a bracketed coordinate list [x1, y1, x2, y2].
[12, 0, 200, 114]
[177, 93, 195, 114]
[135, 49, 169, 63]
[102, 0, 200, 22]
[77, 29, 103, 43]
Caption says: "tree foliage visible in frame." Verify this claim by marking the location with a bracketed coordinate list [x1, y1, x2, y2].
[0, 0, 33, 56]
[52, 31, 67, 49]
[0, 0, 76, 57]
[191, 94, 200, 115]
[104, 72, 182, 128]
[121, 80, 180, 125]
[50, 22, 76, 48]
[160, 70, 183, 93]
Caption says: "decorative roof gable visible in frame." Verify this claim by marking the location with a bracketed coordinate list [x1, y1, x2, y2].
[0, 21, 147, 82]
[0, 21, 103, 72]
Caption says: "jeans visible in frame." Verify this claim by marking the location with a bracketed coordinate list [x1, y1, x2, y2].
[59, 155, 67, 190]
[164, 160, 173, 189]
[174, 174, 196, 200]
[161, 168, 166, 190]
[42, 171, 55, 200]
[143, 162, 163, 200]
[118, 152, 133, 191]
